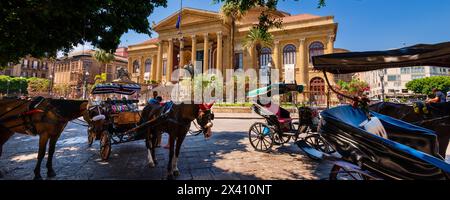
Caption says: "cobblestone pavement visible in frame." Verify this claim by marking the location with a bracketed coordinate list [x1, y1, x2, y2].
[1, 119, 449, 180]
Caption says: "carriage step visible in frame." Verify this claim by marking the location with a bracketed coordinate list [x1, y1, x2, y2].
[295, 140, 324, 160]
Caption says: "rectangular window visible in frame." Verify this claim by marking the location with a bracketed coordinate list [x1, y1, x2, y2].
[387, 75, 397, 81]
[412, 75, 425, 80]
[196, 51, 204, 61]
[411, 66, 424, 74]
[402, 89, 409, 93]
[401, 67, 411, 74]
[234, 53, 243, 70]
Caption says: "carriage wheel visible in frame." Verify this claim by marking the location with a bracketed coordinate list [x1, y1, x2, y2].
[329, 164, 371, 180]
[273, 133, 291, 145]
[87, 129, 95, 147]
[248, 122, 273, 152]
[304, 134, 335, 154]
[100, 131, 111, 161]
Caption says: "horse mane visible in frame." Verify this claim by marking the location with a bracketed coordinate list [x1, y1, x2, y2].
[48, 99, 87, 120]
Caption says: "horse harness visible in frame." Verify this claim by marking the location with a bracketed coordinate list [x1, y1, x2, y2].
[0, 97, 68, 136]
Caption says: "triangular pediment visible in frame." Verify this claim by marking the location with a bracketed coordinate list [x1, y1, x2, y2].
[153, 8, 221, 31]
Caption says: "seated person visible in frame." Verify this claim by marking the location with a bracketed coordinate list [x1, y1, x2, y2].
[427, 88, 446, 103]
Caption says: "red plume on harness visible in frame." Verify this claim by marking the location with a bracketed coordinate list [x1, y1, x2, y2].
[199, 102, 215, 111]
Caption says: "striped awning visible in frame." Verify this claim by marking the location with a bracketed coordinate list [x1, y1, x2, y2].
[91, 83, 141, 95]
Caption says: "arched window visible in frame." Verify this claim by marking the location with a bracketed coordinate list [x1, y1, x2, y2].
[259, 47, 272, 68]
[133, 60, 140, 73]
[283, 44, 296, 65]
[145, 59, 152, 73]
[309, 42, 324, 63]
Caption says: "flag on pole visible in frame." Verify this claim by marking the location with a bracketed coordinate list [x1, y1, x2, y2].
[176, 12, 181, 29]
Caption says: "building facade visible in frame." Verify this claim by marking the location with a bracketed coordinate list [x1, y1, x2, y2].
[355, 66, 450, 99]
[53, 50, 128, 98]
[0, 56, 53, 78]
[127, 7, 339, 103]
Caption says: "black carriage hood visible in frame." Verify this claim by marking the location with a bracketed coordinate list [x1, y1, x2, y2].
[313, 42, 450, 74]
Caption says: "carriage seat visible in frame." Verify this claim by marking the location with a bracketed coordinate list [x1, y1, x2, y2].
[262, 104, 292, 124]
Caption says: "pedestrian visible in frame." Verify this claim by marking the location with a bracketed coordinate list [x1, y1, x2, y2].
[427, 88, 447, 103]
[148, 91, 159, 105]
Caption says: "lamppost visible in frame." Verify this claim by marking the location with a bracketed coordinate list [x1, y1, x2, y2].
[6, 80, 10, 97]
[49, 74, 53, 97]
[19, 76, 23, 97]
[379, 70, 385, 101]
[83, 71, 89, 100]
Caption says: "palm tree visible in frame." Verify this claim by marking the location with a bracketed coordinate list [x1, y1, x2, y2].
[93, 49, 115, 79]
[242, 27, 274, 68]
[219, 1, 246, 70]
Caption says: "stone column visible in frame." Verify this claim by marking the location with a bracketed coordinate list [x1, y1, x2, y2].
[140, 56, 145, 84]
[273, 40, 280, 69]
[298, 38, 308, 87]
[273, 40, 281, 82]
[151, 54, 157, 81]
[167, 38, 174, 81]
[203, 33, 209, 74]
[216, 31, 223, 74]
[127, 57, 132, 76]
[191, 35, 197, 66]
[326, 35, 335, 84]
[179, 38, 185, 67]
[156, 41, 163, 81]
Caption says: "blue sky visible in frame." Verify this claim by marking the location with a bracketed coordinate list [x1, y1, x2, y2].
[77, 0, 450, 52]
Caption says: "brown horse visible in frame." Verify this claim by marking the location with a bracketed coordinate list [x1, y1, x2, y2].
[139, 102, 214, 180]
[370, 102, 450, 158]
[0, 98, 88, 180]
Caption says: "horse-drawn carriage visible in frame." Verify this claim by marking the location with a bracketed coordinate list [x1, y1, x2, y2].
[296, 42, 450, 180]
[247, 83, 334, 155]
[86, 80, 145, 160]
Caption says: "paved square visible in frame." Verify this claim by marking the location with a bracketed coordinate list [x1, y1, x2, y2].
[0, 119, 335, 180]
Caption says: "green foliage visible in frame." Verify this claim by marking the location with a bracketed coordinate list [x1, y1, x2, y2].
[94, 49, 115, 65]
[0, 0, 167, 66]
[27, 77, 50, 93]
[406, 76, 450, 95]
[0, 75, 30, 95]
[243, 27, 274, 50]
[94, 73, 107, 85]
[336, 79, 370, 97]
[53, 84, 71, 96]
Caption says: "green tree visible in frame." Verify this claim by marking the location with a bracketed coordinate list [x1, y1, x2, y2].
[93, 49, 115, 74]
[27, 77, 50, 93]
[335, 79, 370, 97]
[243, 27, 274, 67]
[94, 73, 107, 85]
[0, 76, 28, 95]
[0, 0, 167, 66]
[406, 76, 450, 95]
[219, 1, 246, 70]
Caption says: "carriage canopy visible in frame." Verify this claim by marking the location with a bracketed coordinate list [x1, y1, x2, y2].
[91, 83, 141, 95]
[247, 83, 304, 98]
[312, 42, 450, 74]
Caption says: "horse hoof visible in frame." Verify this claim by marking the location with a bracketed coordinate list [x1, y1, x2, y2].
[33, 176, 43, 180]
[173, 170, 180, 177]
[47, 170, 57, 178]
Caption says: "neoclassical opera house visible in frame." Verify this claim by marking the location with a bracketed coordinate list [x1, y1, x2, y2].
[127, 7, 341, 103]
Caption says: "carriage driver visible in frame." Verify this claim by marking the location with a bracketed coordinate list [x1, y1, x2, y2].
[427, 88, 447, 103]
